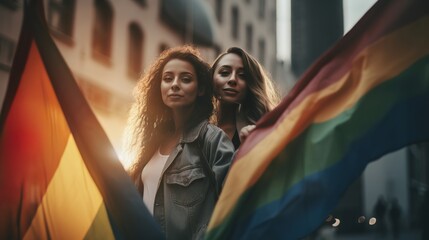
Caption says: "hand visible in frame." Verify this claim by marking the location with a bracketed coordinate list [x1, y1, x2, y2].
[239, 125, 256, 143]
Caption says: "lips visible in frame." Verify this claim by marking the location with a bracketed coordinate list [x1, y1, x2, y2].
[168, 94, 183, 98]
[223, 88, 238, 94]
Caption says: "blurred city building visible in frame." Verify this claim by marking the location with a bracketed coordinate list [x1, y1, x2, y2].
[291, 0, 344, 77]
[0, 0, 289, 168]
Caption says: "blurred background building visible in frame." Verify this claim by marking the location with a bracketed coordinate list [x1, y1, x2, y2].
[291, 0, 344, 77]
[0, 0, 286, 168]
[0, 0, 427, 239]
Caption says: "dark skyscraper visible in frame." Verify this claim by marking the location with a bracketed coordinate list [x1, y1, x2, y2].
[291, 0, 344, 77]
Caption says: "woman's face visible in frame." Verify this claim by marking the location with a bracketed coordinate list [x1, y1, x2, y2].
[212, 53, 247, 104]
[161, 59, 202, 110]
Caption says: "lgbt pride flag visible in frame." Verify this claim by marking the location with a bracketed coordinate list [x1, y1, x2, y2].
[0, 1, 163, 239]
[206, 0, 429, 239]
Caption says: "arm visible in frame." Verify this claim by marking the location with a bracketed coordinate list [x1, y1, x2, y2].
[204, 126, 235, 192]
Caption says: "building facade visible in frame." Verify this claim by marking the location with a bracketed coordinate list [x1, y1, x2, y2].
[291, 0, 344, 77]
[0, 0, 280, 168]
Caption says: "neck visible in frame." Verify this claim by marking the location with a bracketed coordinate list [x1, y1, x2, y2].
[172, 106, 195, 134]
[158, 107, 194, 155]
[218, 102, 239, 125]
[216, 102, 240, 140]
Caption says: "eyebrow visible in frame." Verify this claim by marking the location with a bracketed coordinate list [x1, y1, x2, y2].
[219, 65, 231, 68]
[162, 71, 194, 77]
[163, 70, 193, 74]
[217, 65, 232, 71]
[218, 65, 244, 71]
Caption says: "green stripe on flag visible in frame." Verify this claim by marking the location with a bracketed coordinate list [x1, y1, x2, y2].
[208, 55, 429, 238]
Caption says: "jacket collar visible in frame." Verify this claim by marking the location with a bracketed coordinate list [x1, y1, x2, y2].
[180, 119, 208, 143]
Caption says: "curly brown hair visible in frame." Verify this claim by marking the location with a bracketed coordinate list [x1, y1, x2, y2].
[127, 45, 212, 182]
[210, 47, 280, 124]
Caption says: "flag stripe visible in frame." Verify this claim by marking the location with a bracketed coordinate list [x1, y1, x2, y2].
[313, 16, 429, 123]
[248, 55, 429, 212]
[207, 0, 429, 238]
[1, 1, 162, 239]
[0, 41, 69, 238]
[240, 14, 429, 155]
[24, 136, 114, 239]
[262, 0, 429, 120]
[207, 55, 429, 239]
[208, 15, 429, 229]
[240, 0, 429, 155]
[29, 3, 162, 239]
[225, 93, 429, 240]
[83, 205, 116, 240]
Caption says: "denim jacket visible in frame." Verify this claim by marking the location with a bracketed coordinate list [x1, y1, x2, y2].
[139, 120, 234, 240]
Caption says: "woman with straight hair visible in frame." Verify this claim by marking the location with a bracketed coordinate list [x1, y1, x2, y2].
[211, 47, 280, 149]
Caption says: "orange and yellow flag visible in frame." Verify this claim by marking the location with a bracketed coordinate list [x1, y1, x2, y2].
[0, 1, 163, 239]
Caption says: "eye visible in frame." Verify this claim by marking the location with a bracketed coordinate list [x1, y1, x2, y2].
[181, 74, 193, 83]
[219, 69, 230, 77]
[237, 71, 246, 79]
[162, 75, 173, 82]
[181, 76, 192, 83]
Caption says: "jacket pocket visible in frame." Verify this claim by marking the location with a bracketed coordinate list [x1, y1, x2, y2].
[166, 167, 208, 207]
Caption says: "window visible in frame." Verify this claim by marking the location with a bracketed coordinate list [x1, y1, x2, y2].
[245, 24, 253, 52]
[48, 0, 76, 38]
[92, 0, 114, 62]
[231, 6, 239, 40]
[133, 0, 146, 7]
[0, 34, 15, 71]
[159, 43, 169, 54]
[0, 0, 19, 10]
[215, 0, 223, 23]
[214, 45, 222, 58]
[128, 23, 144, 79]
[258, 0, 265, 19]
[76, 78, 111, 114]
[258, 39, 265, 66]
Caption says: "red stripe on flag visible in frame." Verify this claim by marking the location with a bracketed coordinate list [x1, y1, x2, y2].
[0, 41, 70, 238]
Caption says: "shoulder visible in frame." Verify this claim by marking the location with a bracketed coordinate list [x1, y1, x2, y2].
[205, 123, 227, 138]
[202, 123, 233, 147]
[206, 123, 224, 134]
[183, 120, 230, 146]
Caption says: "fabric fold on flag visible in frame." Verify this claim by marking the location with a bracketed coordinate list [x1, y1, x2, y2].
[206, 0, 429, 239]
[0, 1, 164, 239]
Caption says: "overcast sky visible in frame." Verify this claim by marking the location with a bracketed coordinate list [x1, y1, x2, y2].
[277, 0, 378, 61]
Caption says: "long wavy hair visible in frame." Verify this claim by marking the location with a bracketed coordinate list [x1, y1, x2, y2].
[210, 47, 280, 124]
[127, 45, 213, 183]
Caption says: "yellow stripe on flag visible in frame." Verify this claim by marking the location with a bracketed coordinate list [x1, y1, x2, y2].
[23, 135, 115, 240]
[314, 15, 429, 123]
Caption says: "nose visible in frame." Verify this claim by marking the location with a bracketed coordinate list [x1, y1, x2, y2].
[171, 77, 180, 91]
[227, 73, 237, 86]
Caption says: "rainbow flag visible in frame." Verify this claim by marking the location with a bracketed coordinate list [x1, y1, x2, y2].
[0, 1, 163, 239]
[206, 0, 429, 239]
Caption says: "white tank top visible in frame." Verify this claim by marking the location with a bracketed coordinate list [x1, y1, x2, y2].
[141, 149, 169, 215]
